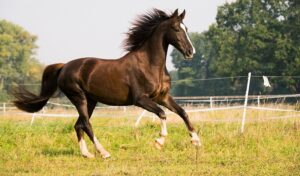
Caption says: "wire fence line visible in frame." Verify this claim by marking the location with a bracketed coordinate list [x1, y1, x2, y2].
[1, 94, 300, 126]
[1, 73, 300, 131]
[2, 93, 300, 108]
[3, 74, 300, 85]
[0, 94, 299, 111]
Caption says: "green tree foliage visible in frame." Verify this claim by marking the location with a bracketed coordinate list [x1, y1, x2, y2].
[0, 20, 43, 101]
[171, 0, 300, 96]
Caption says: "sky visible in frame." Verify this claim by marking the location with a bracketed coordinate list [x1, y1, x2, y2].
[0, 0, 235, 70]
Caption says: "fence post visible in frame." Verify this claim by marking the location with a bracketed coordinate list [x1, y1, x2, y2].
[210, 97, 213, 109]
[257, 96, 260, 107]
[135, 110, 147, 127]
[30, 113, 36, 126]
[241, 72, 251, 133]
[3, 103, 6, 114]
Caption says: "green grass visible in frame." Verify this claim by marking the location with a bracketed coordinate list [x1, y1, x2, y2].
[0, 116, 299, 175]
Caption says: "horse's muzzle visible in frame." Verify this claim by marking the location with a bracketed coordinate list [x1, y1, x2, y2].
[184, 48, 195, 59]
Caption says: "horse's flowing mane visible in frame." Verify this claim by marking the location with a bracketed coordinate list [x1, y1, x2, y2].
[123, 9, 171, 52]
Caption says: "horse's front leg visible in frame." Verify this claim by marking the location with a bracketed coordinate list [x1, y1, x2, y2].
[135, 96, 167, 149]
[154, 118, 168, 149]
[159, 95, 201, 146]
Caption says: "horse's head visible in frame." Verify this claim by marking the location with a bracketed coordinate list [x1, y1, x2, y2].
[166, 9, 196, 59]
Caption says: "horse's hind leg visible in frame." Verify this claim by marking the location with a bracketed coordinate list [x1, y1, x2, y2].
[74, 118, 94, 158]
[75, 97, 110, 158]
[72, 96, 95, 158]
[84, 97, 111, 158]
[63, 87, 110, 158]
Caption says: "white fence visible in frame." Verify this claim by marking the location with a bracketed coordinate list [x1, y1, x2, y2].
[1, 73, 300, 132]
[2, 95, 300, 129]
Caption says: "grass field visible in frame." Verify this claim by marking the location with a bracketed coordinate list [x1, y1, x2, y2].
[0, 112, 299, 175]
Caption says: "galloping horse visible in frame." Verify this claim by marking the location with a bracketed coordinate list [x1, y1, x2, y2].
[13, 9, 201, 158]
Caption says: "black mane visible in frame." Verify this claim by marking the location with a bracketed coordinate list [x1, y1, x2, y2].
[123, 9, 171, 52]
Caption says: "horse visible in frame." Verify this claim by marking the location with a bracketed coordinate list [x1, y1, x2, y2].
[13, 9, 201, 159]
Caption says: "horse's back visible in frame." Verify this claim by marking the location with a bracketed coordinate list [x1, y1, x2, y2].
[58, 57, 133, 105]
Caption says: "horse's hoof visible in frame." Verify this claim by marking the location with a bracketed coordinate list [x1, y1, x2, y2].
[155, 140, 163, 150]
[82, 152, 95, 158]
[101, 152, 111, 159]
[191, 140, 201, 147]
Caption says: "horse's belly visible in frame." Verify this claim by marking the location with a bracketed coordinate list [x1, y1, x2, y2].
[87, 84, 132, 106]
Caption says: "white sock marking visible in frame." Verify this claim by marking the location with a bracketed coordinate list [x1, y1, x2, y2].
[93, 136, 104, 151]
[160, 119, 168, 136]
[93, 136, 110, 158]
[79, 138, 93, 157]
[190, 132, 201, 146]
[191, 132, 200, 141]
[180, 23, 196, 54]
[156, 119, 168, 146]
[156, 137, 165, 145]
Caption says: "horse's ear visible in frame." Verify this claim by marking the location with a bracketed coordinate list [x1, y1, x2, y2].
[172, 9, 179, 17]
[180, 9, 186, 20]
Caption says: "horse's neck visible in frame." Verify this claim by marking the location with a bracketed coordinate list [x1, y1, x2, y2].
[142, 31, 168, 70]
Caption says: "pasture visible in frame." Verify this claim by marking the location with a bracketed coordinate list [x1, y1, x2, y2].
[0, 109, 299, 176]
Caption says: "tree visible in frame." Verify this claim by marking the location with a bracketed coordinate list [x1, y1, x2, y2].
[0, 20, 43, 101]
[171, 0, 300, 96]
[209, 0, 300, 94]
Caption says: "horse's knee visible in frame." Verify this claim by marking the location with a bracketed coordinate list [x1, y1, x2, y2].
[158, 110, 166, 119]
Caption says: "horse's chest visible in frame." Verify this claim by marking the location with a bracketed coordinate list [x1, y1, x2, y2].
[149, 77, 170, 100]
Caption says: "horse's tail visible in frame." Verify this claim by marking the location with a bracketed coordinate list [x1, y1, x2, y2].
[13, 63, 64, 113]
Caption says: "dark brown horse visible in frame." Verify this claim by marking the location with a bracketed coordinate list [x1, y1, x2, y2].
[13, 9, 200, 158]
